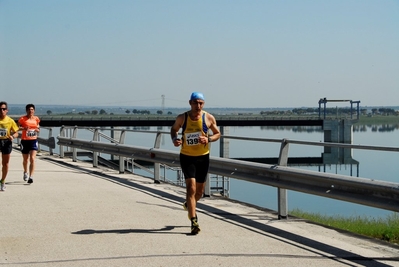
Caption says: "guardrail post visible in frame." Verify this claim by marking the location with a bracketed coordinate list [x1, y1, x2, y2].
[48, 128, 54, 155]
[93, 129, 99, 167]
[277, 139, 289, 219]
[207, 126, 230, 197]
[71, 126, 79, 162]
[219, 126, 229, 158]
[110, 126, 115, 161]
[153, 132, 162, 183]
[119, 130, 126, 174]
[59, 126, 66, 158]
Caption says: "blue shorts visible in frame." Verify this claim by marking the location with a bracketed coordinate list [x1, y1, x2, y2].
[180, 153, 210, 183]
[21, 140, 39, 154]
[0, 139, 12, 155]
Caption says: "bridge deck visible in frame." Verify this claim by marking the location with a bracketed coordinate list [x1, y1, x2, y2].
[1, 150, 398, 266]
[11, 115, 325, 127]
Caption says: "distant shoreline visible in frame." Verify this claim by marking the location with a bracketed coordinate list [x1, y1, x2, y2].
[9, 113, 399, 126]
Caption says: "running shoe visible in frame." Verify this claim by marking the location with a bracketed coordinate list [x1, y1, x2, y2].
[23, 172, 28, 181]
[28, 178, 33, 184]
[0, 183, 5, 191]
[190, 217, 200, 235]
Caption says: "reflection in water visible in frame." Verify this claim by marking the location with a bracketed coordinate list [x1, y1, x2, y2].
[261, 126, 324, 133]
[353, 124, 399, 132]
[261, 124, 399, 133]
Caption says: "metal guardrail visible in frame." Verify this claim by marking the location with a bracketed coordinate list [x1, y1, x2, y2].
[222, 135, 399, 152]
[37, 127, 56, 155]
[56, 126, 399, 219]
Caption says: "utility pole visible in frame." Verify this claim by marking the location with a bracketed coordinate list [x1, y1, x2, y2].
[161, 95, 165, 114]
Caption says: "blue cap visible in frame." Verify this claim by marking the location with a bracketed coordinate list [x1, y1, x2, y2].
[190, 92, 205, 101]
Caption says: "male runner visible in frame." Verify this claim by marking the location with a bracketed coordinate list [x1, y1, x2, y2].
[170, 92, 220, 234]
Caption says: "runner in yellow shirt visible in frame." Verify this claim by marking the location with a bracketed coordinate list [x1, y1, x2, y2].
[170, 92, 221, 234]
[0, 101, 19, 191]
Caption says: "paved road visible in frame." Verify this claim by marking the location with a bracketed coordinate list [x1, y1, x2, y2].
[1, 150, 398, 267]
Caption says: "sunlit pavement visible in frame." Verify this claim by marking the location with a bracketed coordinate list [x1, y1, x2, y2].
[1, 149, 398, 267]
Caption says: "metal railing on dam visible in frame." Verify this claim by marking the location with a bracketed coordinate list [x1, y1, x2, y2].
[11, 113, 358, 144]
[49, 126, 399, 220]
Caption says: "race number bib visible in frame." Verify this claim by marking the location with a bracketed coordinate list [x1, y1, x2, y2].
[0, 128, 6, 137]
[184, 132, 201, 146]
[27, 129, 37, 137]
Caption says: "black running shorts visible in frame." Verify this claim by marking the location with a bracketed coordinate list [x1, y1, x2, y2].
[0, 139, 12, 155]
[21, 140, 39, 154]
[180, 153, 210, 183]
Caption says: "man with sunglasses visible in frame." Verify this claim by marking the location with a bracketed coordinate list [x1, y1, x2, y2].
[0, 102, 19, 191]
[170, 92, 221, 235]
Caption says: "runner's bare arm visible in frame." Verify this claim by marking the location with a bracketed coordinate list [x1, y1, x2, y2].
[207, 113, 220, 143]
[170, 113, 184, 146]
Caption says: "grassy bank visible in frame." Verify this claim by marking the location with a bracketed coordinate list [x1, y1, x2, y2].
[356, 115, 399, 125]
[290, 209, 399, 245]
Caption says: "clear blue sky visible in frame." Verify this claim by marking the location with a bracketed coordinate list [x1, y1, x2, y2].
[1, 0, 398, 109]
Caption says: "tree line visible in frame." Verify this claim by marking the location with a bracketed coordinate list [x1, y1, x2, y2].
[45, 107, 397, 116]
[46, 109, 172, 115]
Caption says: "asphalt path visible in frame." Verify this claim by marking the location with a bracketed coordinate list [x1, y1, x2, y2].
[1, 150, 398, 267]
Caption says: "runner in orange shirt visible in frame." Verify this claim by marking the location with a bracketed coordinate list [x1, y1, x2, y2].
[18, 104, 40, 184]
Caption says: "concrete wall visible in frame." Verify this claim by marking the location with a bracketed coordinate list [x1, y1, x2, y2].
[323, 119, 354, 164]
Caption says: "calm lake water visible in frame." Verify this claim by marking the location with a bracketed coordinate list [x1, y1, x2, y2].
[214, 125, 399, 219]
[51, 123, 399, 219]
